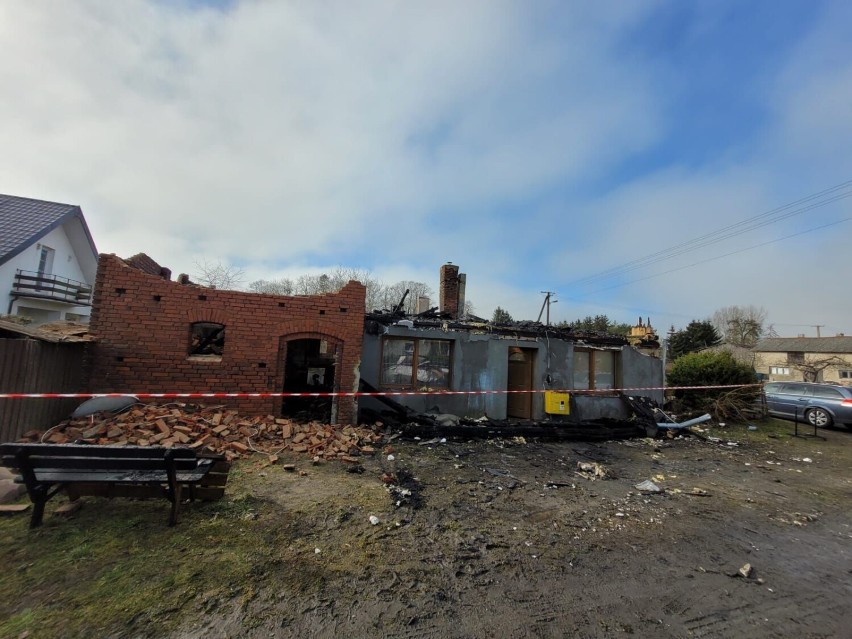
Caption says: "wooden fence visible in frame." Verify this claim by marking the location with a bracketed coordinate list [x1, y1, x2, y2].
[0, 338, 86, 442]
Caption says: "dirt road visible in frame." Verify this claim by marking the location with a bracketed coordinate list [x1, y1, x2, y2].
[175, 420, 852, 638]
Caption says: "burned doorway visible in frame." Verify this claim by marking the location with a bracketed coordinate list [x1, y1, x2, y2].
[506, 347, 535, 419]
[280, 337, 338, 423]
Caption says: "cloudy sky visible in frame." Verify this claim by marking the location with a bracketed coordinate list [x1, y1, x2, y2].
[2, 0, 850, 336]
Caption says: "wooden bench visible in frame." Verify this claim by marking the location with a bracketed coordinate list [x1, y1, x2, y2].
[0, 443, 230, 528]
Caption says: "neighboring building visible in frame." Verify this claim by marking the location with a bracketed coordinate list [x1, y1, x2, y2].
[753, 336, 852, 385]
[359, 264, 664, 422]
[699, 342, 755, 367]
[626, 317, 661, 357]
[0, 194, 98, 324]
[88, 253, 366, 423]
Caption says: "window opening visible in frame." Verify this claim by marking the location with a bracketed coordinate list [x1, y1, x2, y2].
[37, 246, 55, 276]
[573, 349, 619, 391]
[189, 322, 225, 356]
[381, 338, 452, 389]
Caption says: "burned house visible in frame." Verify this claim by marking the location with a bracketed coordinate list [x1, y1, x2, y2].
[87, 254, 365, 423]
[87, 254, 662, 428]
[359, 264, 664, 423]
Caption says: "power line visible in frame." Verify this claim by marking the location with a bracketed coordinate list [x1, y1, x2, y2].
[578, 216, 852, 296]
[567, 179, 852, 288]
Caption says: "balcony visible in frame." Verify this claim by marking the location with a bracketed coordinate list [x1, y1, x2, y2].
[12, 270, 93, 306]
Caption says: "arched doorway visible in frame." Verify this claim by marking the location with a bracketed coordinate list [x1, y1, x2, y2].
[279, 336, 340, 423]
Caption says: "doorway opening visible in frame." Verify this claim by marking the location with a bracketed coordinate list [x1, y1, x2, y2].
[507, 347, 535, 419]
[281, 338, 337, 423]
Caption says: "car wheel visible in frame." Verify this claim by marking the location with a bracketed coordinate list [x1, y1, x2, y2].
[806, 408, 833, 428]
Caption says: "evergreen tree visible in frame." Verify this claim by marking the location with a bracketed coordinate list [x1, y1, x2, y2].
[668, 320, 722, 359]
[565, 314, 632, 336]
[491, 306, 514, 324]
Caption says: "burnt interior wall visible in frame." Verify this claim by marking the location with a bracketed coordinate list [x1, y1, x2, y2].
[88, 254, 365, 423]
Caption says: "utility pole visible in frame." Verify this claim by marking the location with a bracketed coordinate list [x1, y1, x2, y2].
[812, 325, 824, 338]
[537, 291, 557, 325]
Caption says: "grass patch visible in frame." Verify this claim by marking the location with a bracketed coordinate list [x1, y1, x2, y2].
[0, 463, 338, 639]
[703, 416, 797, 444]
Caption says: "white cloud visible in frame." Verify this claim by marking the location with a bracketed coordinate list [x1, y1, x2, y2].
[1, 1, 850, 336]
[0, 1, 664, 274]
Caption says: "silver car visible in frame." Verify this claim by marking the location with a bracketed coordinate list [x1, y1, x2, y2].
[763, 382, 852, 428]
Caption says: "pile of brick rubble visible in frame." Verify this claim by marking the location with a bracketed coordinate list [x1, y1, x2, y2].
[21, 403, 385, 462]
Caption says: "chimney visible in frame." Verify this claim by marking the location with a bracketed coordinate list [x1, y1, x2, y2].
[458, 274, 467, 317]
[415, 296, 431, 314]
[439, 263, 461, 319]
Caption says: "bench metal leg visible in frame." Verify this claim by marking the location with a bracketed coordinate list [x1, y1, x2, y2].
[165, 450, 182, 526]
[168, 483, 182, 526]
[29, 490, 47, 528]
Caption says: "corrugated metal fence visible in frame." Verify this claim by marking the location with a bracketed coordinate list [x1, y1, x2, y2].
[0, 339, 86, 442]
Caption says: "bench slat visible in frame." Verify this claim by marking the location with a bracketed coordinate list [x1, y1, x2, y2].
[0, 443, 196, 459]
[25, 467, 212, 484]
[3, 455, 201, 472]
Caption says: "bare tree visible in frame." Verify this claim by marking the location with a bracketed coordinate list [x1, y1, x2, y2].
[248, 266, 430, 314]
[789, 355, 848, 382]
[377, 280, 436, 314]
[712, 305, 767, 347]
[248, 278, 294, 295]
[330, 267, 383, 311]
[193, 260, 245, 290]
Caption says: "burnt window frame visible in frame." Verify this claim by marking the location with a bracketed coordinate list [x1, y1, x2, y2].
[188, 322, 226, 359]
[380, 337, 453, 390]
[573, 348, 620, 392]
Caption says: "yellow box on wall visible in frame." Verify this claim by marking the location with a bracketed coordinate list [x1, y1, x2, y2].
[544, 391, 570, 415]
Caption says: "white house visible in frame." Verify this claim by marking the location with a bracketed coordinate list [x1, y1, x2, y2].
[0, 194, 98, 324]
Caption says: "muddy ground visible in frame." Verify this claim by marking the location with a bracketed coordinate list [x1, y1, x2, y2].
[171, 419, 852, 638]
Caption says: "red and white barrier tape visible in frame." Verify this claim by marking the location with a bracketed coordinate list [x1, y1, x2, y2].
[0, 384, 763, 400]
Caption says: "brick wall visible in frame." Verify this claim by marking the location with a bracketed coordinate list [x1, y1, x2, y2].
[88, 254, 366, 423]
[125, 253, 171, 279]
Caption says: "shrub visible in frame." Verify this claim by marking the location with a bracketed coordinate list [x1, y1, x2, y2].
[667, 351, 758, 418]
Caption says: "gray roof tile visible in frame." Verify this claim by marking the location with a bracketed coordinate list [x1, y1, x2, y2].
[0, 194, 86, 266]
[754, 336, 852, 354]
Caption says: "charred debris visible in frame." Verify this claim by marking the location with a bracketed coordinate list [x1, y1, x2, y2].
[365, 294, 627, 347]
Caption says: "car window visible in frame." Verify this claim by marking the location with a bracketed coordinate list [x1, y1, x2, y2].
[809, 386, 843, 399]
[764, 383, 782, 394]
[777, 383, 805, 395]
